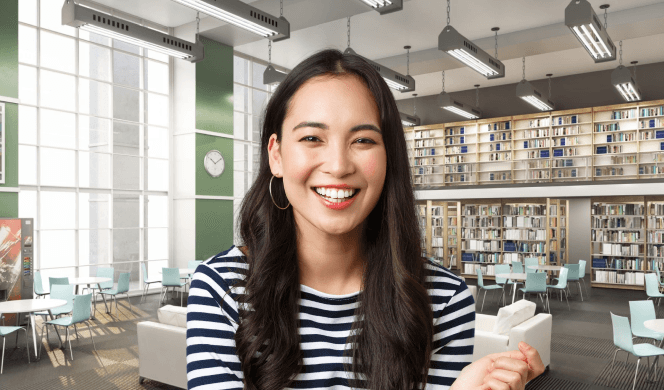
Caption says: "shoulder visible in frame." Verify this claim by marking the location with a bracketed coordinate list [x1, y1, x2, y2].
[199, 245, 249, 283]
[423, 259, 475, 325]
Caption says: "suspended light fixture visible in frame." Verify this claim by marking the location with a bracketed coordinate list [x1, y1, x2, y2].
[438, 1, 505, 79]
[62, 0, 204, 62]
[171, 0, 289, 41]
[343, 18, 415, 92]
[565, 1, 616, 63]
[516, 57, 555, 111]
[611, 42, 641, 102]
[263, 1, 288, 86]
[357, 0, 403, 15]
[439, 71, 481, 119]
[401, 93, 421, 127]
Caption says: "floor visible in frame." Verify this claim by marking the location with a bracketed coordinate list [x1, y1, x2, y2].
[1, 280, 663, 389]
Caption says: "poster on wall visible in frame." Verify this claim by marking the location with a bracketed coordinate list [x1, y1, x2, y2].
[0, 219, 23, 323]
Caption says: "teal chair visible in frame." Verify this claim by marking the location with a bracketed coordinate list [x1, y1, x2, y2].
[629, 300, 663, 343]
[140, 262, 161, 301]
[0, 323, 29, 374]
[33, 271, 49, 298]
[98, 273, 132, 315]
[83, 267, 115, 295]
[161, 268, 187, 306]
[49, 277, 69, 291]
[524, 257, 539, 274]
[563, 264, 583, 301]
[35, 284, 74, 319]
[476, 269, 503, 312]
[511, 261, 524, 273]
[40, 293, 97, 361]
[645, 273, 664, 307]
[494, 264, 512, 306]
[546, 267, 570, 310]
[610, 312, 664, 390]
[578, 260, 588, 297]
[519, 273, 549, 313]
[654, 263, 664, 291]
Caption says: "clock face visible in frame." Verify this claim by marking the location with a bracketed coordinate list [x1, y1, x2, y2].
[204, 150, 225, 178]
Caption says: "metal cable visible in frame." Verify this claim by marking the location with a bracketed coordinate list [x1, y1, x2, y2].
[494, 30, 498, 59]
[413, 94, 417, 116]
[476, 86, 479, 107]
[619, 40, 622, 65]
[548, 76, 552, 98]
[447, 0, 451, 26]
[442, 70, 445, 93]
[604, 7, 608, 30]
[268, 40, 272, 64]
[406, 47, 410, 75]
[347, 17, 351, 48]
[280, 0, 283, 17]
[522, 57, 526, 80]
[196, 12, 200, 35]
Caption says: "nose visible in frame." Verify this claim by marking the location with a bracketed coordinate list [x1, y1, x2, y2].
[323, 141, 355, 178]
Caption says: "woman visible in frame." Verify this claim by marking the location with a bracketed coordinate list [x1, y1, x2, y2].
[186, 49, 544, 390]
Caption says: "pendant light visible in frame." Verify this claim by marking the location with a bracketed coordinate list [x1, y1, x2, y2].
[565, 1, 616, 63]
[357, 0, 403, 15]
[516, 57, 555, 111]
[401, 93, 421, 127]
[438, 1, 505, 79]
[611, 42, 641, 102]
[439, 70, 481, 119]
[263, 0, 288, 85]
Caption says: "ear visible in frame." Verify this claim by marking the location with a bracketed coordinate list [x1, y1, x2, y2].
[268, 134, 283, 177]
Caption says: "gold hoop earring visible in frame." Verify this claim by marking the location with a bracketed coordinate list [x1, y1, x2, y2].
[269, 175, 290, 210]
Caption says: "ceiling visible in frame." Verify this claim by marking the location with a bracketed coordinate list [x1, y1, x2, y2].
[89, 0, 664, 99]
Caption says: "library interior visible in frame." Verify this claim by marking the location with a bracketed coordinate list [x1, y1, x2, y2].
[1, 0, 664, 389]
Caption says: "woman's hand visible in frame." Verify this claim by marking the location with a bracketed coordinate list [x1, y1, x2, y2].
[450, 342, 545, 390]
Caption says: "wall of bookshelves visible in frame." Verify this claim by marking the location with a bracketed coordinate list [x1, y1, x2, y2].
[420, 201, 460, 270]
[406, 100, 664, 187]
[590, 196, 664, 290]
[452, 198, 569, 280]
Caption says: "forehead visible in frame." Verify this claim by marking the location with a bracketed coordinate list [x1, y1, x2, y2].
[287, 74, 379, 117]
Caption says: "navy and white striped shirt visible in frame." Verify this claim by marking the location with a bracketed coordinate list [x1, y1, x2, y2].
[186, 245, 475, 390]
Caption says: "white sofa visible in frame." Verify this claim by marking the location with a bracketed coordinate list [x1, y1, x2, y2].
[473, 299, 552, 368]
[138, 305, 188, 389]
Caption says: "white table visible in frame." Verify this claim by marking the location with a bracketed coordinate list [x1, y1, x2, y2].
[0, 299, 67, 360]
[69, 277, 113, 319]
[643, 319, 664, 380]
[158, 268, 196, 276]
[496, 273, 529, 304]
[528, 265, 563, 272]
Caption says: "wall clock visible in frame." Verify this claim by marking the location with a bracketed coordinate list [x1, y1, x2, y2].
[204, 150, 225, 178]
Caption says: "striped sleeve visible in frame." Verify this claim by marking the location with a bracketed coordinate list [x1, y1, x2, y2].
[186, 263, 244, 390]
[426, 263, 476, 389]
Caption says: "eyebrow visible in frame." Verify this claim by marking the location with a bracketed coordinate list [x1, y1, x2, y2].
[292, 121, 382, 134]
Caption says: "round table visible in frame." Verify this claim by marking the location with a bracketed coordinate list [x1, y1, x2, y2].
[496, 273, 528, 304]
[0, 299, 67, 359]
[644, 319, 664, 380]
[69, 277, 113, 318]
[528, 265, 563, 272]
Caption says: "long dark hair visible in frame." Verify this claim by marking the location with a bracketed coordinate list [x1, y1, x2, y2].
[235, 49, 433, 390]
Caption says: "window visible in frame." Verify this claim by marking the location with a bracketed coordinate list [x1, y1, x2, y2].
[18, 0, 170, 292]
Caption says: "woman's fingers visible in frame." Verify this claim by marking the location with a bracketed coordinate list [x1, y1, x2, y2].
[518, 342, 546, 380]
[482, 376, 511, 390]
[491, 356, 529, 382]
[485, 368, 527, 390]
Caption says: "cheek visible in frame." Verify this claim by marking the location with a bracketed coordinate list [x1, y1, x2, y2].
[283, 144, 317, 183]
[363, 151, 386, 185]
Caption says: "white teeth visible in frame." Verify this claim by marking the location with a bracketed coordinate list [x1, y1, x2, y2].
[325, 188, 332, 197]
[314, 187, 357, 201]
[331, 189, 338, 199]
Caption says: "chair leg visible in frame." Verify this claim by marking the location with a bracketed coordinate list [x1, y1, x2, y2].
[577, 281, 584, 301]
[22, 329, 29, 364]
[180, 287, 183, 307]
[2, 336, 5, 375]
[633, 358, 640, 390]
[612, 349, 621, 367]
[564, 288, 570, 311]
[126, 293, 133, 314]
[87, 322, 97, 353]
[67, 328, 73, 361]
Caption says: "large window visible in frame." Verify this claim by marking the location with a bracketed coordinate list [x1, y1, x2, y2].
[17, 0, 170, 291]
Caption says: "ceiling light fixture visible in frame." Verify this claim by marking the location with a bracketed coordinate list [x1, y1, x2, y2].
[611, 42, 641, 102]
[263, 1, 288, 86]
[565, 1, 616, 63]
[438, 1, 505, 79]
[516, 57, 555, 111]
[171, 0, 289, 41]
[62, 0, 204, 62]
[439, 70, 481, 119]
[358, 0, 403, 15]
[343, 17, 414, 92]
[401, 93, 421, 127]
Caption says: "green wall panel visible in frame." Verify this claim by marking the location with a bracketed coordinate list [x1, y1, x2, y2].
[0, 193, 18, 218]
[196, 37, 233, 135]
[1, 103, 19, 188]
[196, 133, 233, 197]
[196, 199, 234, 260]
[0, 0, 18, 99]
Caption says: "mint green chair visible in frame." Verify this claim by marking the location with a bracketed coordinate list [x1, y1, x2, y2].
[511, 261, 524, 273]
[48, 277, 69, 291]
[546, 267, 570, 310]
[645, 273, 664, 307]
[83, 267, 114, 295]
[654, 263, 664, 291]
[563, 264, 583, 301]
[610, 312, 664, 390]
[0, 324, 30, 374]
[476, 269, 503, 312]
[140, 262, 161, 301]
[524, 257, 539, 274]
[35, 284, 74, 319]
[519, 272, 549, 313]
[493, 264, 512, 306]
[98, 273, 132, 315]
[578, 260, 588, 297]
[629, 300, 663, 343]
[40, 293, 97, 361]
[33, 271, 48, 298]
[161, 268, 187, 306]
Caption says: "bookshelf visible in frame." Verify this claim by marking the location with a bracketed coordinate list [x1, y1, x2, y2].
[646, 197, 664, 275]
[405, 99, 664, 188]
[460, 200, 502, 277]
[427, 201, 461, 270]
[547, 199, 569, 265]
[417, 202, 428, 259]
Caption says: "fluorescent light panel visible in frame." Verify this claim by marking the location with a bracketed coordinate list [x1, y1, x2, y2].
[516, 80, 555, 111]
[172, 0, 289, 41]
[438, 25, 505, 79]
[443, 106, 479, 119]
[344, 48, 415, 92]
[611, 65, 641, 102]
[400, 112, 420, 127]
[439, 92, 481, 119]
[565, 0, 616, 63]
[357, 0, 403, 15]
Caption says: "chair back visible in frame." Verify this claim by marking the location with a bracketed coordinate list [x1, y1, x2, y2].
[141, 262, 148, 282]
[564, 264, 580, 281]
[611, 312, 635, 353]
[188, 260, 203, 271]
[655, 263, 663, 283]
[629, 300, 657, 337]
[645, 273, 661, 297]
[34, 271, 46, 295]
[578, 260, 587, 279]
[494, 264, 510, 284]
[116, 272, 130, 294]
[96, 267, 115, 289]
[554, 267, 569, 288]
[476, 268, 485, 288]
[511, 261, 524, 274]
[50, 284, 75, 312]
[524, 272, 546, 293]
[71, 293, 93, 324]
[162, 268, 181, 286]
[525, 257, 539, 274]
[49, 277, 69, 290]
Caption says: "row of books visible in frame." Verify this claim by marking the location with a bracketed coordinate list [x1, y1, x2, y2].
[552, 126, 581, 136]
[591, 230, 641, 243]
[504, 204, 548, 216]
[414, 148, 437, 157]
[414, 139, 437, 148]
[504, 229, 546, 240]
[504, 242, 547, 253]
[648, 217, 664, 230]
[526, 171, 551, 180]
[611, 109, 637, 120]
[446, 146, 469, 154]
[592, 219, 644, 230]
[503, 216, 545, 228]
[413, 157, 436, 166]
[647, 246, 664, 258]
[640, 165, 664, 175]
[600, 243, 640, 256]
[553, 159, 579, 167]
[447, 127, 466, 136]
[462, 229, 501, 239]
[528, 118, 551, 128]
[594, 271, 644, 285]
[640, 106, 663, 117]
[592, 204, 644, 216]
[596, 123, 620, 132]
[649, 204, 664, 216]
[488, 143, 511, 151]
[462, 217, 501, 228]
[595, 145, 624, 154]
[647, 232, 664, 244]
[487, 152, 511, 161]
[521, 129, 550, 138]
[463, 205, 501, 216]
[603, 132, 635, 142]
[522, 139, 550, 148]
[415, 166, 435, 175]
[414, 130, 434, 139]
[431, 237, 444, 247]
[487, 172, 512, 181]
[639, 120, 663, 130]
[554, 115, 579, 125]
[503, 253, 546, 263]
[462, 263, 496, 276]
[487, 132, 511, 141]
[445, 156, 466, 163]
[485, 122, 511, 131]
[553, 137, 583, 146]
[445, 164, 472, 173]
[464, 240, 501, 251]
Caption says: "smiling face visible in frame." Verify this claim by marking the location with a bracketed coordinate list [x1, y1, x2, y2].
[268, 74, 387, 237]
